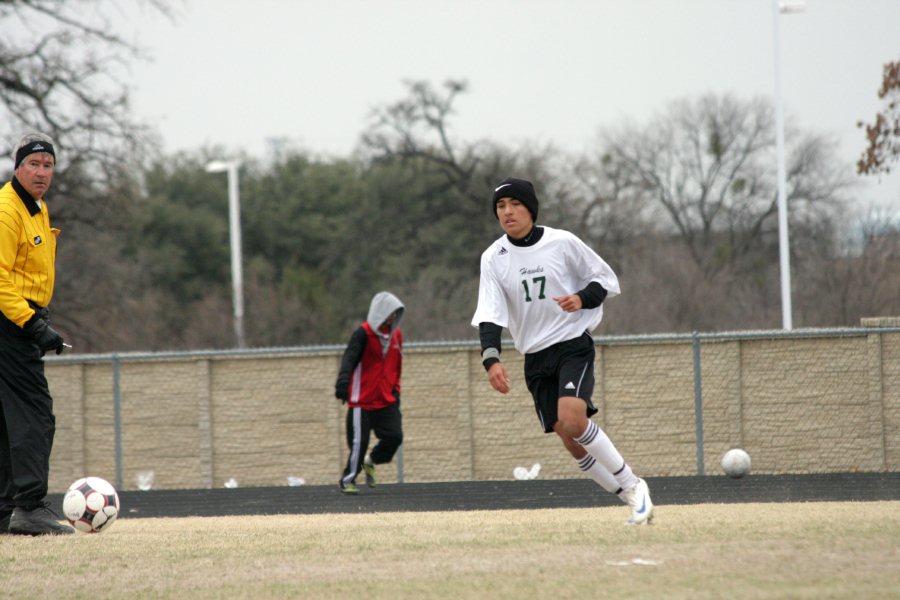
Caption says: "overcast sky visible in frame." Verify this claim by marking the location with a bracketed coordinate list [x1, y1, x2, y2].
[115, 0, 900, 211]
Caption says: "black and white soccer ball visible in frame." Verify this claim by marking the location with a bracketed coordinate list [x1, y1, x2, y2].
[62, 476, 121, 533]
[721, 448, 752, 478]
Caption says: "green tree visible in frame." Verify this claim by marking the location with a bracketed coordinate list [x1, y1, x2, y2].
[241, 153, 363, 344]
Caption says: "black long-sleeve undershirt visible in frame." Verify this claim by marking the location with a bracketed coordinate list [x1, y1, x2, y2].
[577, 281, 608, 309]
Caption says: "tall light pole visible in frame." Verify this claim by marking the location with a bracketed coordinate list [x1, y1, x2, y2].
[772, 0, 804, 330]
[205, 160, 246, 348]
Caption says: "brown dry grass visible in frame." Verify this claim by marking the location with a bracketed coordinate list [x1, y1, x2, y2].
[2, 502, 899, 599]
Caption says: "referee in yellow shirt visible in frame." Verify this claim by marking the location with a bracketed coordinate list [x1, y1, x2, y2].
[0, 132, 73, 536]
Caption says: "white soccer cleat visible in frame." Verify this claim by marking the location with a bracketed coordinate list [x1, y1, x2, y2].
[621, 478, 654, 525]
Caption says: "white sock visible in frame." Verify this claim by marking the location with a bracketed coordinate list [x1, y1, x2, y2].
[576, 453, 621, 494]
[575, 420, 639, 490]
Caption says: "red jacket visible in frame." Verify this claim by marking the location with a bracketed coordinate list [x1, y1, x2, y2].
[335, 321, 403, 410]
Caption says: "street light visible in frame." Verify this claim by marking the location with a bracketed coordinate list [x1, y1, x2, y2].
[772, 0, 804, 330]
[205, 160, 246, 348]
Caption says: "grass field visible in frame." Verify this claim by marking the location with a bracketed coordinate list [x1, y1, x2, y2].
[2, 502, 899, 599]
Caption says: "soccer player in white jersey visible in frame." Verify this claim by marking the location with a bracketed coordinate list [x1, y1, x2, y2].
[471, 176, 654, 525]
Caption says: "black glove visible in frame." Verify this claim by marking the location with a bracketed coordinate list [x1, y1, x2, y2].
[335, 388, 348, 404]
[25, 317, 66, 355]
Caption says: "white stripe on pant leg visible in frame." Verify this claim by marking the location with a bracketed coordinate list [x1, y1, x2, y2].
[342, 407, 363, 486]
[574, 361, 589, 397]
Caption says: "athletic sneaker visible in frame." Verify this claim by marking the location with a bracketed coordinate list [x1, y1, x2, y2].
[8, 503, 74, 536]
[340, 482, 359, 495]
[620, 478, 654, 525]
[363, 455, 376, 488]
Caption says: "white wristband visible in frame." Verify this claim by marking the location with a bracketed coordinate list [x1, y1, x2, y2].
[481, 347, 500, 362]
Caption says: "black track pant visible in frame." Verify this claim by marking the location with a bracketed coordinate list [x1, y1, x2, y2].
[340, 402, 403, 487]
[0, 320, 55, 511]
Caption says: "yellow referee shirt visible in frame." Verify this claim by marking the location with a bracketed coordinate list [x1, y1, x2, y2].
[0, 180, 59, 327]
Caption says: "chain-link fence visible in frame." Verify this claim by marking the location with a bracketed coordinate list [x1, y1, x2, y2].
[44, 326, 900, 492]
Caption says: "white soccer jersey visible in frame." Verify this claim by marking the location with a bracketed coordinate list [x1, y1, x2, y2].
[471, 226, 620, 354]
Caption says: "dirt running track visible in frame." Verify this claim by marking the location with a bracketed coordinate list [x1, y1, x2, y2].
[47, 473, 900, 519]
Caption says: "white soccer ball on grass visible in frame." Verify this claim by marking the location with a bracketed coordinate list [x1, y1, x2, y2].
[720, 448, 751, 478]
[62, 476, 121, 533]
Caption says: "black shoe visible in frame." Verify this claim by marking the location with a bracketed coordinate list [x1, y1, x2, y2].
[0, 509, 11, 535]
[8, 502, 75, 536]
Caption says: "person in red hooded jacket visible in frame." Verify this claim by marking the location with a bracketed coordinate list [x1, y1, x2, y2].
[334, 291, 405, 494]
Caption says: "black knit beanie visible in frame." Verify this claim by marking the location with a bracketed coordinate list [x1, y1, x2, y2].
[491, 177, 538, 221]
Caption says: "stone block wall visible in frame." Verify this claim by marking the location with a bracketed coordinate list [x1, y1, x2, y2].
[44, 327, 900, 492]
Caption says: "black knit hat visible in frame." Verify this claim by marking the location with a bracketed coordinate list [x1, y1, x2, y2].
[491, 177, 538, 221]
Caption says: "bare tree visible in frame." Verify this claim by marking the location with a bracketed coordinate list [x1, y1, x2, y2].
[0, 0, 175, 351]
[547, 148, 655, 266]
[0, 0, 173, 188]
[594, 94, 852, 278]
[857, 60, 900, 176]
[794, 207, 900, 326]
[360, 79, 491, 203]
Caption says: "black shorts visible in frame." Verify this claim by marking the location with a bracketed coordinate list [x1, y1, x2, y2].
[524, 331, 598, 433]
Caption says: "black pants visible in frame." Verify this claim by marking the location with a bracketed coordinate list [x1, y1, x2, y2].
[340, 402, 403, 487]
[0, 318, 55, 511]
